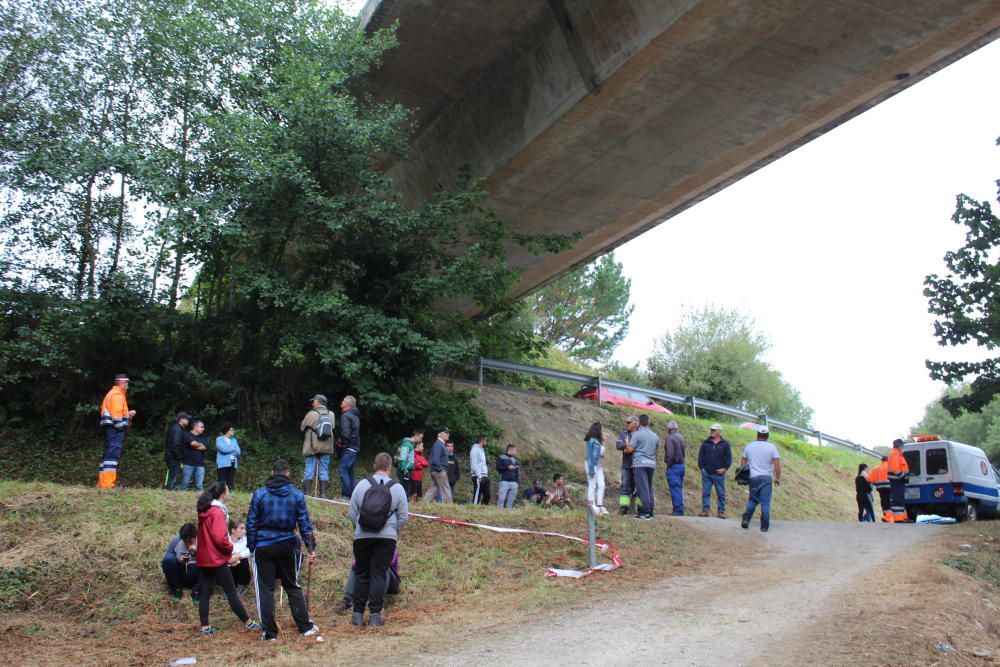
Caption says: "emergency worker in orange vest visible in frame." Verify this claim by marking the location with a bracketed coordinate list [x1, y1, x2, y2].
[98, 373, 136, 489]
[869, 456, 891, 521]
[886, 438, 909, 522]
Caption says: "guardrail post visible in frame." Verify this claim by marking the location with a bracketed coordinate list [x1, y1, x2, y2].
[689, 396, 697, 420]
[478, 358, 484, 386]
[855, 443, 862, 453]
[814, 430, 823, 447]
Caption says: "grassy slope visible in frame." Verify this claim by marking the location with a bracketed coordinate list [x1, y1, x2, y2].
[0, 481, 737, 666]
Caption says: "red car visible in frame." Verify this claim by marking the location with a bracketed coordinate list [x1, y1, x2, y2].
[573, 384, 672, 414]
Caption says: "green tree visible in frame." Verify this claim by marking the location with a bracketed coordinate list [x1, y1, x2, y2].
[646, 306, 813, 425]
[924, 153, 1000, 416]
[915, 385, 1000, 464]
[530, 252, 633, 363]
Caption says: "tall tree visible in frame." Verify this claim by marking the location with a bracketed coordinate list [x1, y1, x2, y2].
[915, 386, 1000, 464]
[925, 148, 1000, 416]
[530, 252, 633, 362]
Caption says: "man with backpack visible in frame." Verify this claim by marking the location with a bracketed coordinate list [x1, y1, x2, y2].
[301, 394, 335, 498]
[347, 452, 408, 627]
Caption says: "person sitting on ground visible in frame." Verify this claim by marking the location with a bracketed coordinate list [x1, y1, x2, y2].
[522, 480, 547, 505]
[228, 518, 251, 596]
[195, 482, 262, 636]
[333, 546, 402, 615]
[162, 522, 200, 604]
[411, 441, 429, 501]
[544, 474, 573, 509]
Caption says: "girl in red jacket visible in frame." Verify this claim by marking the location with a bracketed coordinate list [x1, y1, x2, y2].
[411, 442, 429, 500]
[196, 482, 261, 635]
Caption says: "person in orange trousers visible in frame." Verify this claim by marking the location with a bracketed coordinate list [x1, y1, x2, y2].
[886, 438, 910, 522]
[98, 373, 136, 489]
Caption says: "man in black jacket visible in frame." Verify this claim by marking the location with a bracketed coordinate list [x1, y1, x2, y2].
[164, 411, 190, 491]
[338, 395, 361, 498]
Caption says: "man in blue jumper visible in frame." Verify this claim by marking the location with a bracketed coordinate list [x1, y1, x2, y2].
[698, 424, 732, 518]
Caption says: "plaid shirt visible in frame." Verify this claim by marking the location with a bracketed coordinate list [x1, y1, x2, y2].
[246, 475, 315, 552]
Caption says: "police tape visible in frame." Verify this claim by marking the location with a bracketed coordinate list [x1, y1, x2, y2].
[305, 494, 623, 579]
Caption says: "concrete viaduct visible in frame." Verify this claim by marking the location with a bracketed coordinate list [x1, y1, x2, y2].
[360, 0, 1000, 305]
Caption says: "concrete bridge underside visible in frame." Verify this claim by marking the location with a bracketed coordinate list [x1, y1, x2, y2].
[362, 0, 1000, 308]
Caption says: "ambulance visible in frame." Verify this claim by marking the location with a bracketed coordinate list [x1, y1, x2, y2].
[902, 436, 999, 521]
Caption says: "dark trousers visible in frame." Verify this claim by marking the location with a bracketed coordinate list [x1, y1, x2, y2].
[198, 564, 249, 627]
[344, 566, 400, 600]
[162, 555, 199, 593]
[632, 466, 655, 516]
[217, 466, 236, 490]
[619, 466, 639, 510]
[339, 448, 358, 498]
[472, 475, 491, 505]
[251, 539, 312, 636]
[410, 479, 423, 498]
[165, 458, 182, 490]
[889, 478, 907, 520]
[352, 537, 396, 614]
[232, 559, 251, 586]
[396, 470, 411, 497]
[875, 486, 891, 512]
[856, 493, 875, 522]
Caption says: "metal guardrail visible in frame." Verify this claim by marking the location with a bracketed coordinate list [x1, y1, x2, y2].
[478, 357, 881, 459]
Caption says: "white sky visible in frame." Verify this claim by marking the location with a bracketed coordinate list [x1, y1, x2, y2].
[612, 39, 1000, 448]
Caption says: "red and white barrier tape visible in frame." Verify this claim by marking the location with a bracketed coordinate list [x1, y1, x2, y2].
[306, 495, 622, 579]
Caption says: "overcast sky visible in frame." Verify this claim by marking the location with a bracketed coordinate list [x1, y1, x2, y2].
[612, 39, 1000, 448]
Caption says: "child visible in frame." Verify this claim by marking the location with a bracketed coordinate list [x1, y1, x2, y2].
[162, 522, 200, 603]
[196, 482, 261, 636]
[411, 441, 429, 500]
[228, 518, 251, 596]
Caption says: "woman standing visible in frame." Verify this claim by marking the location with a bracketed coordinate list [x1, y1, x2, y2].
[855, 463, 875, 522]
[215, 423, 241, 490]
[585, 422, 608, 515]
[196, 482, 261, 635]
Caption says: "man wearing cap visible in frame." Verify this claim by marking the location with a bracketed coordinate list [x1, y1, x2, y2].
[301, 395, 335, 498]
[97, 373, 136, 489]
[664, 420, 686, 516]
[616, 416, 640, 515]
[164, 411, 191, 490]
[422, 428, 453, 504]
[740, 425, 781, 531]
[698, 424, 732, 518]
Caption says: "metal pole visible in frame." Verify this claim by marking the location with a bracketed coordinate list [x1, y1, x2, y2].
[689, 396, 697, 420]
[586, 506, 597, 569]
[478, 358, 484, 386]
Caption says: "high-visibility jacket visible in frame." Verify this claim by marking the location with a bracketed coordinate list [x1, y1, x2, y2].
[869, 462, 889, 487]
[99, 386, 130, 430]
[887, 448, 909, 481]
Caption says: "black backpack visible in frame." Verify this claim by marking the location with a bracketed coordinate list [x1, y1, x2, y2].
[314, 409, 334, 441]
[734, 464, 751, 486]
[358, 477, 396, 531]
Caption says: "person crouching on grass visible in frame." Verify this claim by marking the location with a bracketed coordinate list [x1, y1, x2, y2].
[228, 518, 251, 596]
[195, 482, 262, 636]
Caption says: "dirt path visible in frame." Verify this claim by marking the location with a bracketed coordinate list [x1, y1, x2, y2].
[427, 517, 946, 666]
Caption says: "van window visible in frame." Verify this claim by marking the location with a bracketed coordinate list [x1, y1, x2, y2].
[926, 448, 948, 475]
[903, 451, 921, 476]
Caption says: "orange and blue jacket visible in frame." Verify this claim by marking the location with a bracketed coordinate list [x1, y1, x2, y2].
[868, 462, 889, 488]
[887, 448, 909, 482]
[100, 386, 130, 430]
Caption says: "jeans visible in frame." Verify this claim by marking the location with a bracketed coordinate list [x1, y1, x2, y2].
[633, 466, 655, 516]
[180, 465, 205, 491]
[304, 454, 331, 482]
[165, 458, 182, 490]
[339, 449, 357, 498]
[742, 475, 773, 529]
[666, 463, 685, 514]
[497, 481, 518, 508]
[162, 554, 200, 594]
[701, 471, 726, 512]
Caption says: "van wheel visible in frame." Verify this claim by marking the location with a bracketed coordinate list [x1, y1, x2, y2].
[965, 501, 979, 522]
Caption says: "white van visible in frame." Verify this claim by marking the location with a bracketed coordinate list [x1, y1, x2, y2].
[902, 436, 999, 521]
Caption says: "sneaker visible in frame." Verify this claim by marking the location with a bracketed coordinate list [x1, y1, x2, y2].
[671, 511, 684, 516]
[261, 632, 277, 642]
[760, 526, 769, 533]
[699, 509, 710, 517]
[333, 598, 351, 615]
[619, 507, 629, 516]
[191, 596, 200, 607]
[368, 613, 384, 627]
[170, 589, 182, 603]
[302, 624, 321, 636]
[717, 511, 727, 519]
[599, 506, 609, 515]
[740, 519, 749, 529]
[351, 612, 365, 627]
[201, 626, 218, 636]
[244, 620, 262, 632]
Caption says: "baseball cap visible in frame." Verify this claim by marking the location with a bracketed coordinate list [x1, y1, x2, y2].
[756, 424, 770, 435]
[176, 411, 192, 420]
[710, 423, 722, 431]
[309, 394, 327, 405]
[114, 373, 130, 382]
[625, 415, 639, 424]
[437, 427, 451, 434]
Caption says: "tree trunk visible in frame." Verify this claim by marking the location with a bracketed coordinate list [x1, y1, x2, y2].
[168, 104, 190, 310]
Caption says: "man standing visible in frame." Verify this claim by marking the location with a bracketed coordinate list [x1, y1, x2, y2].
[301, 395, 335, 498]
[496, 445, 520, 508]
[469, 435, 491, 505]
[664, 420, 687, 516]
[164, 411, 191, 491]
[616, 416, 640, 515]
[446, 441, 460, 502]
[422, 428, 453, 504]
[180, 419, 209, 492]
[339, 396, 361, 498]
[347, 452, 408, 627]
[698, 424, 732, 518]
[740, 426, 781, 532]
[97, 373, 136, 489]
[870, 455, 891, 521]
[246, 458, 319, 641]
[629, 415, 659, 519]
[396, 429, 421, 497]
[887, 438, 910, 523]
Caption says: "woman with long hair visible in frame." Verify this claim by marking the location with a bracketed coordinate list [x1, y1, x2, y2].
[584, 422, 608, 515]
[855, 463, 875, 522]
[195, 481, 261, 635]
